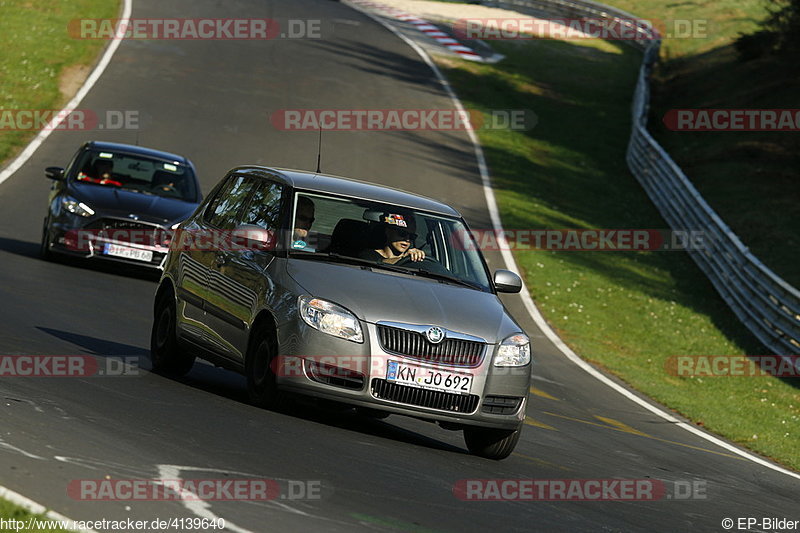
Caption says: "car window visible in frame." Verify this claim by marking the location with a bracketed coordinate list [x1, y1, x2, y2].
[204, 175, 254, 230]
[289, 191, 492, 291]
[240, 181, 284, 230]
[71, 149, 198, 201]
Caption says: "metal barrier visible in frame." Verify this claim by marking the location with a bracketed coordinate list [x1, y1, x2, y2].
[487, 0, 800, 355]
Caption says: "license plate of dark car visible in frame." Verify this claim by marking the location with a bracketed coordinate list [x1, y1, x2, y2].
[386, 360, 472, 394]
[104, 243, 153, 262]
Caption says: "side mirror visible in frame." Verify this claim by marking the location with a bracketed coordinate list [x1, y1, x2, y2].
[494, 269, 522, 293]
[232, 224, 275, 252]
[45, 167, 65, 181]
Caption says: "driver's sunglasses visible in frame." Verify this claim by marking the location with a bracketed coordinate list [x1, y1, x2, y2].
[391, 228, 417, 242]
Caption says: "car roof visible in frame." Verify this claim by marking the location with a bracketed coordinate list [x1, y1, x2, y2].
[231, 166, 462, 217]
[84, 141, 191, 165]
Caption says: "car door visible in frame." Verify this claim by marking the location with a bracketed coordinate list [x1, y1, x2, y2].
[207, 178, 286, 361]
[177, 173, 255, 356]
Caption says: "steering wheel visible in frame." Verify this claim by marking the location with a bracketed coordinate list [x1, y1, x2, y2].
[395, 255, 450, 275]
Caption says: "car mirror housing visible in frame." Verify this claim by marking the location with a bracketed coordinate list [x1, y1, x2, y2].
[232, 224, 276, 252]
[494, 269, 523, 293]
[45, 167, 65, 181]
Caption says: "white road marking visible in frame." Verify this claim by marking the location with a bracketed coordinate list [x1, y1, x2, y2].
[156, 465, 253, 533]
[0, 438, 46, 460]
[0, 484, 97, 533]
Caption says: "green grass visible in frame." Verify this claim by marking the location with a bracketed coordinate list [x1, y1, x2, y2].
[434, 34, 800, 470]
[0, 0, 120, 165]
[0, 498, 69, 532]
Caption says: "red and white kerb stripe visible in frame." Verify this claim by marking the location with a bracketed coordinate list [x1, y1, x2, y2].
[347, 0, 485, 61]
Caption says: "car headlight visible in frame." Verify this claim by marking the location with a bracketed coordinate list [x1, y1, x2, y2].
[299, 296, 363, 343]
[494, 333, 531, 367]
[62, 196, 95, 217]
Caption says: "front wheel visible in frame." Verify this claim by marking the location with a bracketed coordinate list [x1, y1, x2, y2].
[150, 293, 195, 377]
[463, 424, 522, 460]
[246, 326, 284, 410]
[40, 218, 53, 260]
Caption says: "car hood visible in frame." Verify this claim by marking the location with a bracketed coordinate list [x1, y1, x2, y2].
[70, 182, 198, 224]
[286, 259, 522, 343]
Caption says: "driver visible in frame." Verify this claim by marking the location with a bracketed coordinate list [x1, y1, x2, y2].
[358, 211, 425, 264]
[77, 158, 121, 186]
[93, 159, 114, 180]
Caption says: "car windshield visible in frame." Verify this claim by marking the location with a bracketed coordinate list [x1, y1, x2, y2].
[288, 191, 492, 292]
[71, 149, 198, 202]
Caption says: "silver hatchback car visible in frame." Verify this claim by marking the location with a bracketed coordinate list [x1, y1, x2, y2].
[151, 166, 531, 459]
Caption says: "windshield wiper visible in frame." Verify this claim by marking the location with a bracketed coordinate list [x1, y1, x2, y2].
[289, 251, 415, 274]
[122, 187, 154, 195]
[397, 267, 485, 290]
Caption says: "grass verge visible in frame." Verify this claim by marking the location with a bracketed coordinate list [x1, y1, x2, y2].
[0, 0, 120, 166]
[0, 498, 67, 532]
[433, 34, 799, 470]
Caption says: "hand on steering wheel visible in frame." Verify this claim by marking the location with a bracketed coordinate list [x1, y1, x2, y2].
[402, 248, 425, 262]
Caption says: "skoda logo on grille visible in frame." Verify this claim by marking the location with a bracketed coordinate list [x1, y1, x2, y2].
[426, 326, 445, 344]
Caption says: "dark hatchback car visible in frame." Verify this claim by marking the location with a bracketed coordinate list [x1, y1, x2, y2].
[152, 166, 532, 459]
[41, 141, 202, 269]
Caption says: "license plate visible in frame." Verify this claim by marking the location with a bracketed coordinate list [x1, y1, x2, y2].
[104, 243, 153, 262]
[386, 360, 472, 394]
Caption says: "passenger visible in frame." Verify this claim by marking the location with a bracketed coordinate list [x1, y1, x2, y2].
[359, 212, 425, 264]
[292, 197, 316, 249]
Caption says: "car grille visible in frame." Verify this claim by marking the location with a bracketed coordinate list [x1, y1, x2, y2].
[377, 324, 485, 367]
[481, 396, 523, 415]
[371, 379, 479, 413]
[84, 218, 169, 247]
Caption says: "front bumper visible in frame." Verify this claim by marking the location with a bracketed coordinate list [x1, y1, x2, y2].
[47, 221, 169, 270]
[275, 322, 531, 430]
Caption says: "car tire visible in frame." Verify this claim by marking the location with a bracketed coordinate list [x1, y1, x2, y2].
[40, 218, 53, 261]
[150, 292, 195, 377]
[463, 424, 522, 460]
[246, 325, 284, 410]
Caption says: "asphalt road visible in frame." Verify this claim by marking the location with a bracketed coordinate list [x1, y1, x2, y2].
[0, 0, 797, 531]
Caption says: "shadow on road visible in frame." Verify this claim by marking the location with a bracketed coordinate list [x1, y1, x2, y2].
[0, 235, 159, 282]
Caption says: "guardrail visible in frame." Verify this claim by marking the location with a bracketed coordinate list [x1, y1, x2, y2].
[487, 0, 800, 355]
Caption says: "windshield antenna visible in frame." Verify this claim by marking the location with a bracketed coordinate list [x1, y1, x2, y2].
[315, 126, 322, 174]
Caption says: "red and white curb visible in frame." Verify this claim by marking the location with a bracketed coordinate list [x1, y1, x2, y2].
[346, 0, 487, 61]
